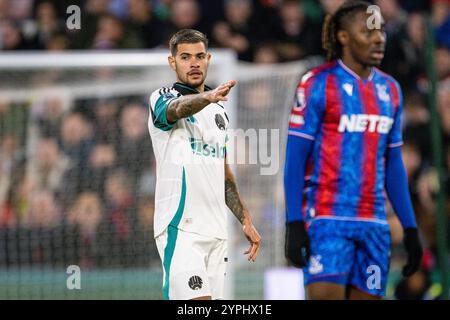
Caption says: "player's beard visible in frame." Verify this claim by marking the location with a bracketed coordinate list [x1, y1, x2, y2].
[175, 66, 207, 90]
[356, 53, 383, 69]
[186, 72, 206, 89]
[186, 76, 205, 89]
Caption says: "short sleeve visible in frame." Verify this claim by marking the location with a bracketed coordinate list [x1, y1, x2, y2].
[387, 81, 403, 148]
[287, 72, 325, 141]
[149, 89, 179, 131]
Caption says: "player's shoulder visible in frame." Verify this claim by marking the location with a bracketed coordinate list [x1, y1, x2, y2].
[373, 67, 401, 88]
[151, 85, 179, 97]
[298, 61, 338, 87]
[150, 85, 180, 104]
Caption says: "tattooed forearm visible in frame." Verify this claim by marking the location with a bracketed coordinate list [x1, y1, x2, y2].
[225, 177, 246, 224]
[167, 94, 210, 122]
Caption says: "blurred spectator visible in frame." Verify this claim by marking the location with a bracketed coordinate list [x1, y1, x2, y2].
[403, 92, 431, 156]
[116, 103, 153, 194]
[70, 0, 112, 49]
[273, 0, 322, 61]
[375, 0, 408, 37]
[58, 112, 94, 207]
[32, 95, 67, 138]
[0, 131, 27, 226]
[12, 188, 79, 267]
[402, 142, 423, 182]
[45, 32, 70, 51]
[132, 196, 160, 267]
[197, 0, 226, 34]
[28, 138, 72, 196]
[0, 134, 21, 227]
[109, 0, 130, 18]
[25, 189, 61, 228]
[395, 249, 436, 300]
[164, 0, 203, 45]
[59, 112, 93, 169]
[23, 190, 62, 265]
[253, 42, 280, 64]
[380, 2, 426, 92]
[0, 135, 19, 203]
[67, 192, 104, 269]
[152, 0, 173, 21]
[432, 0, 450, 50]
[0, 19, 31, 50]
[436, 46, 450, 81]
[92, 97, 120, 144]
[438, 80, 450, 142]
[398, 0, 430, 13]
[26, 1, 64, 50]
[400, 141, 435, 246]
[91, 14, 142, 49]
[81, 142, 117, 198]
[127, 0, 166, 48]
[0, 0, 10, 20]
[211, 0, 257, 61]
[103, 169, 137, 267]
[319, 0, 346, 15]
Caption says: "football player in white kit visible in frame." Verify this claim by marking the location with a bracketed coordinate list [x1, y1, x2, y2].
[148, 29, 261, 300]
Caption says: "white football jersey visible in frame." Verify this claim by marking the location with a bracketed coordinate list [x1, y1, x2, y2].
[148, 82, 230, 239]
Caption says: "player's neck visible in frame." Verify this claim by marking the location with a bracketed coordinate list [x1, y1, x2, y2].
[196, 84, 205, 93]
[177, 79, 205, 93]
[340, 56, 372, 80]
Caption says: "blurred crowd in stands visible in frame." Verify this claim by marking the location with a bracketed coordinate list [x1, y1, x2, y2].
[0, 0, 449, 299]
[0, 96, 158, 269]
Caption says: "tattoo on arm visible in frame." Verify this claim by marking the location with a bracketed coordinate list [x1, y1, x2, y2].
[225, 165, 247, 224]
[167, 93, 210, 122]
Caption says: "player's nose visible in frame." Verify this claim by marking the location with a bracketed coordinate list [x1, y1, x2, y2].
[372, 30, 386, 45]
[190, 58, 200, 68]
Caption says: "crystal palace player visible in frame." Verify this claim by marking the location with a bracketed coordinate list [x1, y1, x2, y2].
[284, 1, 423, 299]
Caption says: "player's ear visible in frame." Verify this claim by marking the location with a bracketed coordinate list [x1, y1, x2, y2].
[168, 55, 176, 71]
[337, 30, 349, 47]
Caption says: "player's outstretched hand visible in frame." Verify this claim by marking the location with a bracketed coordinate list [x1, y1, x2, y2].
[402, 227, 423, 277]
[242, 219, 261, 262]
[285, 220, 311, 268]
[205, 80, 237, 103]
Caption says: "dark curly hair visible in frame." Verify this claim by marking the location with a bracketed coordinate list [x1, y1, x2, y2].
[322, 0, 373, 61]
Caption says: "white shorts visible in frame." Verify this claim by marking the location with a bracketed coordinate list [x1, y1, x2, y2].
[155, 225, 228, 300]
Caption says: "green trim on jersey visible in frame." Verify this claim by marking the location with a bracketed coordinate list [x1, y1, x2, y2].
[154, 94, 177, 131]
[162, 167, 186, 300]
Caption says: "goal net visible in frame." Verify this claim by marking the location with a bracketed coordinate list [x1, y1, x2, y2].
[0, 50, 319, 299]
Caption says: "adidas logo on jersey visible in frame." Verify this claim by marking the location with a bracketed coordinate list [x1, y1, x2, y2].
[338, 114, 394, 134]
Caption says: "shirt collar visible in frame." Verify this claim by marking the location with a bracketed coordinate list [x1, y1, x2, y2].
[173, 82, 212, 95]
[337, 59, 375, 81]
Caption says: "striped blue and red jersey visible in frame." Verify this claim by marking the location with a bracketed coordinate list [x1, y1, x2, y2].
[288, 59, 403, 224]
